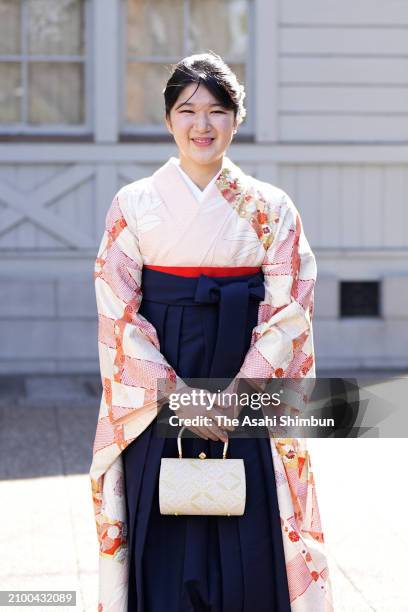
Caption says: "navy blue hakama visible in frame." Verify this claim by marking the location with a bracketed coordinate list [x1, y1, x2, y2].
[122, 269, 292, 611]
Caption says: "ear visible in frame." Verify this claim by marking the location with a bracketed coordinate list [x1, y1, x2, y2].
[165, 114, 173, 135]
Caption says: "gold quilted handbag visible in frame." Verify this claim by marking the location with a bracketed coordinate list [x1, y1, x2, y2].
[159, 425, 246, 516]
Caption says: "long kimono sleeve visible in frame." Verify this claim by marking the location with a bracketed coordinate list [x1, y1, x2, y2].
[234, 192, 332, 608]
[235, 192, 323, 541]
[238, 192, 316, 383]
[90, 185, 181, 550]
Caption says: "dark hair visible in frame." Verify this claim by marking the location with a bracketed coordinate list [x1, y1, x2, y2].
[163, 52, 246, 126]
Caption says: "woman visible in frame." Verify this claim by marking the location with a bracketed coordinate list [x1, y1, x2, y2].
[90, 53, 333, 612]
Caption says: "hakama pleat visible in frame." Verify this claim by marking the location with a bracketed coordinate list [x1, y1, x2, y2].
[122, 269, 292, 611]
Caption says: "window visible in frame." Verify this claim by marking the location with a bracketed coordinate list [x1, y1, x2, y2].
[340, 281, 381, 318]
[0, 0, 89, 134]
[122, 0, 252, 135]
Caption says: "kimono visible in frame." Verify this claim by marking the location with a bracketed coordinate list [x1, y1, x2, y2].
[89, 155, 334, 612]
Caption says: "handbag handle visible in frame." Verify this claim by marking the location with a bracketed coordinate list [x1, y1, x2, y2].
[177, 425, 229, 460]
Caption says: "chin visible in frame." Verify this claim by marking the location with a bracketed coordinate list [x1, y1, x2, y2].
[189, 149, 223, 166]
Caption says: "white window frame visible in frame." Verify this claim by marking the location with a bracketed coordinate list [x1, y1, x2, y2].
[253, 0, 278, 143]
[0, 0, 92, 135]
[120, 0, 255, 137]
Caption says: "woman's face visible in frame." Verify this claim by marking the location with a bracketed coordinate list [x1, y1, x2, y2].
[165, 82, 237, 171]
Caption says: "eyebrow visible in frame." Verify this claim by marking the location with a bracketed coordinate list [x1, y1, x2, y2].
[175, 101, 224, 110]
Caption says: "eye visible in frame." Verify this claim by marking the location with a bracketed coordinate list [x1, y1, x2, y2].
[212, 110, 226, 114]
[179, 109, 194, 113]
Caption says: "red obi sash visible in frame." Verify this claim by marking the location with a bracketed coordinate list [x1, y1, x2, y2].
[144, 265, 262, 278]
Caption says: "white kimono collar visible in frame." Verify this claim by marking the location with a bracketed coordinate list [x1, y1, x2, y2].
[169, 157, 220, 203]
[153, 154, 245, 211]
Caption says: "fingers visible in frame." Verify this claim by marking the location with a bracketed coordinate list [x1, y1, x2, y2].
[210, 418, 234, 433]
[202, 425, 227, 443]
[184, 426, 216, 442]
[205, 419, 229, 442]
[182, 423, 228, 443]
[186, 426, 208, 440]
[210, 407, 238, 431]
[199, 427, 216, 441]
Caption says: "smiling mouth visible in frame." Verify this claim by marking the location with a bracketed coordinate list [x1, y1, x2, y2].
[191, 138, 214, 145]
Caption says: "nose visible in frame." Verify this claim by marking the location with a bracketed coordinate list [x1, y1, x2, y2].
[195, 112, 211, 132]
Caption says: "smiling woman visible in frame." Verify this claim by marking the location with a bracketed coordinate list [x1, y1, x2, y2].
[90, 52, 333, 612]
[163, 54, 245, 188]
[165, 83, 236, 188]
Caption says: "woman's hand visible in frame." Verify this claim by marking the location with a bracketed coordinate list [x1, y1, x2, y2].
[214, 379, 244, 427]
[171, 385, 229, 443]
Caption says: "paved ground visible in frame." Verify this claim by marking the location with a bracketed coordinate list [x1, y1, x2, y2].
[0, 373, 407, 611]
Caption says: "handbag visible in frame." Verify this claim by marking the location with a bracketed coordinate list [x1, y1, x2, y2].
[159, 425, 246, 516]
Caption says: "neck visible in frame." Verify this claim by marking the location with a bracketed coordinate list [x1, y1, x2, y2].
[178, 156, 223, 191]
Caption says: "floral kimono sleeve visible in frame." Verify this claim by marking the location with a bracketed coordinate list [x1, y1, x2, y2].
[90, 185, 181, 550]
[235, 192, 323, 541]
[237, 191, 316, 392]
